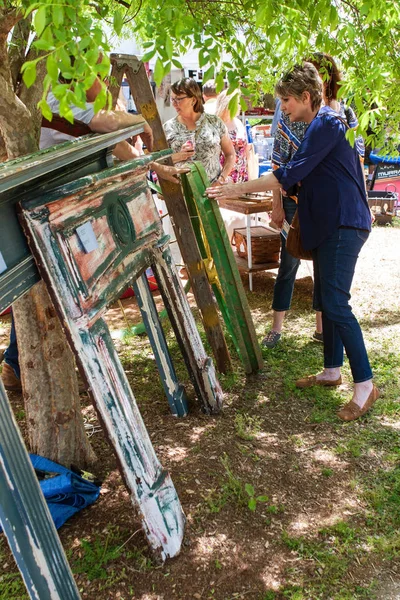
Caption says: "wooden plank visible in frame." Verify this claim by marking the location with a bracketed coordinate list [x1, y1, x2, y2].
[218, 196, 273, 214]
[0, 381, 81, 600]
[133, 272, 189, 417]
[110, 54, 232, 374]
[151, 244, 223, 415]
[233, 254, 280, 272]
[182, 163, 264, 374]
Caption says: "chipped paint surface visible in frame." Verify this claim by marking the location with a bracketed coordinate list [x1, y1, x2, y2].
[134, 272, 189, 417]
[182, 164, 263, 374]
[0, 383, 81, 599]
[19, 155, 222, 559]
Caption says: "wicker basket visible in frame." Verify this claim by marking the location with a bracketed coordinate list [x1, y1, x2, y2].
[232, 226, 281, 264]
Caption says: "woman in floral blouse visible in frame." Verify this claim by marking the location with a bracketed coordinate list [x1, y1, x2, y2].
[215, 90, 249, 183]
[163, 78, 235, 185]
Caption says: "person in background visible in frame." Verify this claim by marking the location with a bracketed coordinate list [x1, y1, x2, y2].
[1, 70, 186, 392]
[207, 62, 378, 422]
[215, 90, 249, 183]
[164, 78, 235, 185]
[270, 97, 281, 137]
[203, 80, 220, 115]
[263, 52, 364, 349]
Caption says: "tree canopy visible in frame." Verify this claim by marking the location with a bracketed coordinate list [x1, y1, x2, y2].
[2, 0, 400, 152]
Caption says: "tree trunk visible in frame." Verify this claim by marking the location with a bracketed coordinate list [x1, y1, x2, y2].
[13, 282, 97, 467]
[0, 10, 96, 468]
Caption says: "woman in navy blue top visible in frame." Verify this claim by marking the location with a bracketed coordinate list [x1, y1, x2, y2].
[208, 62, 379, 421]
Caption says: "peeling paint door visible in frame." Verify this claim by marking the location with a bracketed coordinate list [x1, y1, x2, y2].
[18, 152, 222, 561]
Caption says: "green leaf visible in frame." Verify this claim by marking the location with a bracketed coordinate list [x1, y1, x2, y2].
[256, 495, 269, 503]
[255, 4, 267, 27]
[34, 6, 47, 36]
[52, 4, 64, 27]
[59, 97, 74, 123]
[215, 72, 225, 93]
[172, 58, 183, 69]
[79, 37, 91, 52]
[165, 36, 173, 59]
[245, 483, 255, 497]
[113, 9, 124, 36]
[240, 96, 248, 112]
[175, 19, 185, 37]
[32, 39, 55, 51]
[141, 49, 157, 63]
[228, 94, 240, 119]
[153, 58, 165, 86]
[248, 498, 257, 512]
[359, 111, 370, 130]
[203, 65, 215, 84]
[198, 49, 209, 69]
[22, 62, 37, 88]
[37, 98, 52, 121]
[46, 54, 58, 80]
[93, 87, 107, 113]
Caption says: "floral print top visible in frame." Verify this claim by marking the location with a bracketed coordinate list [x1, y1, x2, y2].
[220, 118, 248, 183]
[164, 113, 227, 183]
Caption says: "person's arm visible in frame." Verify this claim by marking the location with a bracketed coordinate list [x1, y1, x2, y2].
[89, 111, 154, 151]
[150, 161, 190, 183]
[270, 188, 285, 228]
[216, 133, 236, 184]
[207, 170, 281, 199]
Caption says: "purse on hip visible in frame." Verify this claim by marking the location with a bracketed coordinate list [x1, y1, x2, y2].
[286, 209, 313, 260]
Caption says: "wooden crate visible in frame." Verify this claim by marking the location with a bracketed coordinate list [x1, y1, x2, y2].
[367, 190, 396, 225]
[232, 226, 280, 264]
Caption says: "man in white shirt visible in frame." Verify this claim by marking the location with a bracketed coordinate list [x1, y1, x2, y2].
[203, 80, 219, 115]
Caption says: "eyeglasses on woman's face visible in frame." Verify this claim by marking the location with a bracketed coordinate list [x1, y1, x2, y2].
[171, 95, 189, 105]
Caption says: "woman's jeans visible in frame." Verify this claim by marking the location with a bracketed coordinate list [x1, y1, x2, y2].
[4, 313, 20, 379]
[312, 227, 372, 383]
[272, 197, 300, 311]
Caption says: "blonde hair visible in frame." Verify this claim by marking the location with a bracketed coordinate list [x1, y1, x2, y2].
[215, 90, 239, 121]
[275, 62, 323, 111]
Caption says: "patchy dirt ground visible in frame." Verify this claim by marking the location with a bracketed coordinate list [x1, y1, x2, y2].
[1, 225, 400, 600]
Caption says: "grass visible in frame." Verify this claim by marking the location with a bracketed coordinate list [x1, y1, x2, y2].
[202, 453, 269, 515]
[234, 412, 263, 440]
[2, 228, 400, 599]
[0, 539, 28, 600]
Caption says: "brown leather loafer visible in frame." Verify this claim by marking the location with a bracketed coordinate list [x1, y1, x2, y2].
[337, 384, 380, 422]
[296, 374, 342, 389]
[1, 362, 22, 392]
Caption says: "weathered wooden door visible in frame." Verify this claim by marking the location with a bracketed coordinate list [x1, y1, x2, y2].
[17, 151, 224, 561]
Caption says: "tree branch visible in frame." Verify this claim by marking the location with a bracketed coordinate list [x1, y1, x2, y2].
[0, 72, 37, 159]
[9, 14, 32, 89]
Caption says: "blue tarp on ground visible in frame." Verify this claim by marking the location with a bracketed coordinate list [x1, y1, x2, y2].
[29, 454, 101, 529]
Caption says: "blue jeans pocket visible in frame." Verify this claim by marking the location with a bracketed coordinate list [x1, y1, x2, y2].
[356, 229, 369, 243]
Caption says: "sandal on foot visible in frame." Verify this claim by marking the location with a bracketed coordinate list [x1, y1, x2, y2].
[312, 330, 324, 343]
[261, 330, 281, 349]
[296, 374, 342, 389]
[337, 384, 380, 422]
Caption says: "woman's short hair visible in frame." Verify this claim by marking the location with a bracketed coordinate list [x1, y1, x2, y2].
[308, 52, 341, 101]
[275, 63, 323, 111]
[171, 78, 204, 113]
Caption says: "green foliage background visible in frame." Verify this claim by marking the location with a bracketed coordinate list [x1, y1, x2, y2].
[4, 0, 400, 149]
